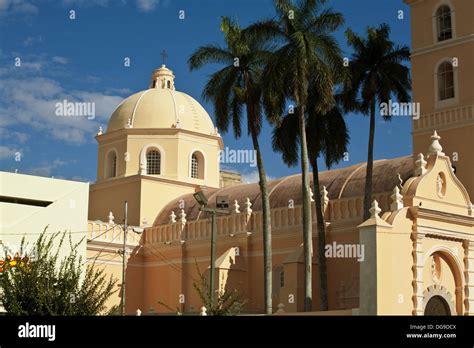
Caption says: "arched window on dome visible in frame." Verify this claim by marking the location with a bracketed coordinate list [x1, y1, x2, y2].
[435, 5, 453, 42]
[438, 61, 455, 101]
[167, 80, 171, 89]
[105, 150, 117, 178]
[190, 151, 204, 179]
[146, 150, 161, 175]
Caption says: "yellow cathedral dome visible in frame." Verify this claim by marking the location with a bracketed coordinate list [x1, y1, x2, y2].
[107, 65, 216, 134]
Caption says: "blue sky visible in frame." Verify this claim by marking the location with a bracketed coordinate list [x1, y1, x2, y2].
[0, 0, 412, 183]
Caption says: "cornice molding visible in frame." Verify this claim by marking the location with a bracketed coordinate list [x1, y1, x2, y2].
[96, 127, 224, 148]
[411, 34, 474, 57]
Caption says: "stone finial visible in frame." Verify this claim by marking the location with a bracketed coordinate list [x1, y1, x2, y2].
[200, 306, 207, 316]
[369, 200, 382, 219]
[107, 211, 115, 224]
[125, 118, 133, 128]
[214, 127, 220, 136]
[97, 126, 103, 136]
[397, 173, 403, 188]
[390, 186, 403, 212]
[179, 209, 187, 226]
[169, 211, 176, 224]
[415, 153, 427, 176]
[175, 118, 182, 128]
[142, 217, 148, 226]
[136, 309, 142, 316]
[276, 303, 285, 313]
[469, 203, 474, 217]
[320, 185, 329, 208]
[233, 199, 240, 214]
[244, 197, 253, 218]
[309, 188, 315, 202]
[428, 130, 444, 155]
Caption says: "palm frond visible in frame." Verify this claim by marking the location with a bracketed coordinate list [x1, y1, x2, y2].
[188, 45, 234, 71]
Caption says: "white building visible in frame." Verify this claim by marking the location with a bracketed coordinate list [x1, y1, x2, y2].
[0, 172, 89, 262]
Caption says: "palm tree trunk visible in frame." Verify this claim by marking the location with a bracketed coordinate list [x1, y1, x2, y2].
[249, 127, 273, 315]
[243, 69, 272, 315]
[311, 158, 328, 311]
[297, 101, 313, 312]
[363, 98, 376, 220]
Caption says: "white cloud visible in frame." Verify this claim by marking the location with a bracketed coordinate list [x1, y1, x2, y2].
[0, 128, 29, 143]
[0, 75, 124, 145]
[0, 0, 38, 15]
[61, 0, 118, 7]
[24, 158, 68, 177]
[2, 0, 160, 16]
[0, 145, 21, 160]
[22, 35, 43, 46]
[17, 61, 43, 71]
[52, 56, 68, 65]
[70, 175, 91, 182]
[240, 170, 274, 184]
[136, 0, 159, 12]
[84, 75, 101, 83]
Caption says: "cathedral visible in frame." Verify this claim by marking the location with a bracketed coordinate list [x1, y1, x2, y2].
[87, 0, 474, 315]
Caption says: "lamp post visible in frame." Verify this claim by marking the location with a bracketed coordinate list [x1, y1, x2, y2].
[120, 201, 128, 316]
[193, 191, 229, 307]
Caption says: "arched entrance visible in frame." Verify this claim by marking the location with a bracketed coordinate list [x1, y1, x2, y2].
[424, 295, 451, 316]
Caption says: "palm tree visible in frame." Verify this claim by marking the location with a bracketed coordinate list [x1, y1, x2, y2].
[272, 86, 349, 311]
[343, 24, 411, 220]
[188, 17, 275, 314]
[248, 0, 344, 311]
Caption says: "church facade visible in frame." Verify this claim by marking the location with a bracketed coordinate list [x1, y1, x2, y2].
[87, 0, 474, 315]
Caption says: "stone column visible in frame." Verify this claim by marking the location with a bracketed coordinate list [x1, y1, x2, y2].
[411, 230, 425, 316]
[463, 240, 474, 315]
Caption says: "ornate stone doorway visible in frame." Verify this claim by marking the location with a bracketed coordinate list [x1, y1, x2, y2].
[424, 295, 451, 316]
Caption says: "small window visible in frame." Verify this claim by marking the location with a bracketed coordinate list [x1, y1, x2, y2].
[191, 154, 198, 179]
[146, 150, 161, 175]
[112, 155, 117, 177]
[190, 151, 205, 179]
[105, 151, 117, 178]
[167, 80, 171, 88]
[436, 5, 452, 42]
[438, 61, 455, 101]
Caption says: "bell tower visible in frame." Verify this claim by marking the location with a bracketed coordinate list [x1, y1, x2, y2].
[405, 0, 474, 199]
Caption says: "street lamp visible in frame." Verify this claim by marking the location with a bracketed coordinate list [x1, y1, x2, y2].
[193, 191, 208, 206]
[192, 190, 229, 307]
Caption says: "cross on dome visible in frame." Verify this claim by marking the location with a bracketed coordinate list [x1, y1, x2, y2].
[160, 49, 168, 65]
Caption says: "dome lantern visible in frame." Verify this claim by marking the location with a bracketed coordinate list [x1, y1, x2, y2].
[150, 65, 175, 90]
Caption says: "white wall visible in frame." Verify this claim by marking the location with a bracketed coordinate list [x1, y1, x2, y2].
[0, 171, 89, 263]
